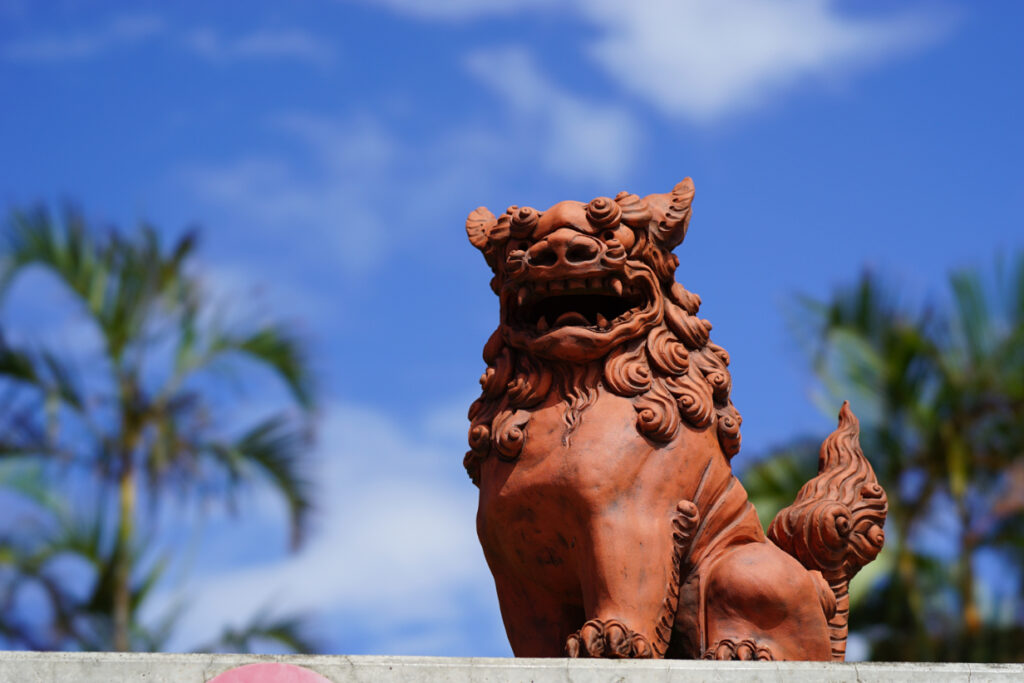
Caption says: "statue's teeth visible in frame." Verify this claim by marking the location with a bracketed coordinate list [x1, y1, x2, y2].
[596, 312, 609, 328]
[517, 288, 528, 306]
[549, 280, 565, 292]
[610, 277, 624, 296]
[589, 277, 603, 289]
[537, 316, 549, 332]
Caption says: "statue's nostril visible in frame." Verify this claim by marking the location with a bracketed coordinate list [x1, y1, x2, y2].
[566, 242, 598, 264]
[529, 246, 558, 267]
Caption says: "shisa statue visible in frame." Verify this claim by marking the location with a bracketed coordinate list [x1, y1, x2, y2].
[463, 179, 887, 661]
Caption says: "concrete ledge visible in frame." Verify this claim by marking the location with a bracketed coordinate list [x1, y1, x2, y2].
[0, 652, 1021, 682]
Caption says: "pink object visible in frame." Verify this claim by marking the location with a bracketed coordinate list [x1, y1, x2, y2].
[208, 663, 332, 683]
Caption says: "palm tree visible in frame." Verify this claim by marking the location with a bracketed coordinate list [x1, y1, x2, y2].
[745, 253, 1024, 660]
[0, 205, 318, 651]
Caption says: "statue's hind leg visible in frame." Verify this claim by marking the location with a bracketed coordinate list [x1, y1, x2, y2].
[567, 500, 698, 659]
[701, 541, 834, 661]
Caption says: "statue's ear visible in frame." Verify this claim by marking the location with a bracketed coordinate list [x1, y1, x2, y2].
[466, 206, 496, 252]
[643, 178, 695, 250]
[467, 206, 503, 271]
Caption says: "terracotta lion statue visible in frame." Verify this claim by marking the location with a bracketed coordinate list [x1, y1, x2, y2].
[463, 179, 888, 661]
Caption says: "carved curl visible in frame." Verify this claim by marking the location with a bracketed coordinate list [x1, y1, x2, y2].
[603, 339, 652, 396]
[670, 283, 702, 316]
[716, 405, 742, 459]
[614, 191, 653, 228]
[586, 197, 621, 230]
[479, 348, 513, 399]
[508, 205, 540, 239]
[492, 409, 530, 461]
[646, 326, 689, 376]
[691, 349, 731, 403]
[664, 369, 715, 429]
[507, 353, 553, 408]
[633, 378, 680, 442]
[665, 302, 710, 348]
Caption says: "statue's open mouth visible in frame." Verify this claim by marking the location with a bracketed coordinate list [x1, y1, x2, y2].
[507, 275, 650, 334]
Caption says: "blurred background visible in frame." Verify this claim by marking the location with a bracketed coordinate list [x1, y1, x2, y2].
[0, 0, 1021, 662]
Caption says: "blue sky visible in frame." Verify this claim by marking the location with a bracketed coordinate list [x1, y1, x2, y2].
[0, 0, 1021, 658]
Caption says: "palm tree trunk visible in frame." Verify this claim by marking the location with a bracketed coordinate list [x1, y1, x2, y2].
[894, 513, 928, 659]
[957, 495, 980, 660]
[113, 465, 135, 651]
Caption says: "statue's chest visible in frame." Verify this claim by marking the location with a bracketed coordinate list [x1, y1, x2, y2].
[478, 391, 661, 521]
[521, 392, 651, 475]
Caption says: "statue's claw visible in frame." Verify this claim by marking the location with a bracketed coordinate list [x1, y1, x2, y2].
[565, 619, 654, 658]
[703, 639, 774, 661]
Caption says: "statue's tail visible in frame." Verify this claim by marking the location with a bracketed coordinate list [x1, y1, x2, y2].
[767, 402, 887, 661]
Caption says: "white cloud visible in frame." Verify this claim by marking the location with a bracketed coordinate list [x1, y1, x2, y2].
[465, 47, 641, 183]
[151, 401, 508, 655]
[183, 27, 335, 66]
[3, 13, 164, 62]
[581, 0, 953, 123]
[364, 0, 954, 124]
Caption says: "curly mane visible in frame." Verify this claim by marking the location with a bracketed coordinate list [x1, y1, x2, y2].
[464, 284, 742, 485]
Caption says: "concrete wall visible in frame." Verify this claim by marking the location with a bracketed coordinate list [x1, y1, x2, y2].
[0, 652, 1021, 682]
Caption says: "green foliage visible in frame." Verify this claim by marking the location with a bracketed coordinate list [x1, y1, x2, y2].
[0, 206, 319, 652]
[758, 254, 1024, 661]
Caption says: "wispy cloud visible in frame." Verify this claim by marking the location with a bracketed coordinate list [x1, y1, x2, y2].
[464, 47, 641, 184]
[183, 100, 639, 279]
[364, 0, 955, 124]
[183, 27, 335, 66]
[198, 260, 334, 331]
[3, 13, 163, 62]
[4, 14, 334, 67]
[183, 99, 628, 278]
[181, 114, 406, 275]
[581, 0, 955, 123]
[150, 401, 509, 655]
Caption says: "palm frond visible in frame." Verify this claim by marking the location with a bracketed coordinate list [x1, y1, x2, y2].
[0, 205, 320, 651]
[205, 414, 315, 549]
[205, 326, 316, 411]
[196, 609, 320, 654]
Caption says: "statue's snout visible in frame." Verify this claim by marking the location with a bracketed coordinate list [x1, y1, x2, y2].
[526, 228, 601, 269]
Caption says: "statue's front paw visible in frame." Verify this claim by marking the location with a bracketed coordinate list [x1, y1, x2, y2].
[702, 638, 774, 661]
[565, 618, 653, 658]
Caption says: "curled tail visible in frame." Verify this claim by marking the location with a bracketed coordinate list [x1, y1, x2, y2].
[767, 401, 887, 661]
